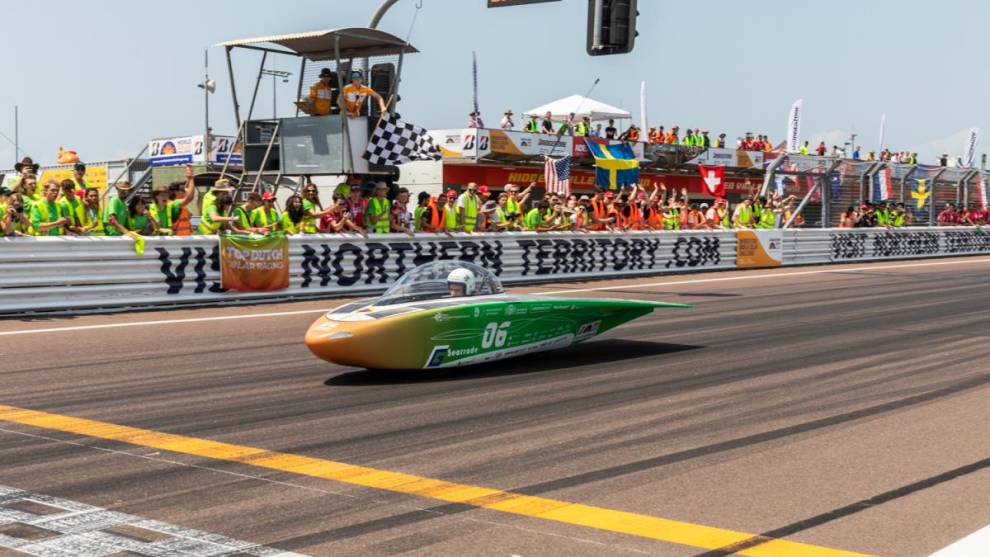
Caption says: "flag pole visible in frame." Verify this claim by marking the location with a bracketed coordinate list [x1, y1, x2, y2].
[546, 77, 600, 160]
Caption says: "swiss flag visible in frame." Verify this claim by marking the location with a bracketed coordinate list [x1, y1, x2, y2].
[699, 165, 725, 196]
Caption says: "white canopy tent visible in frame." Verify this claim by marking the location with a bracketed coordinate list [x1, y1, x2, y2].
[523, 94, 631, 122]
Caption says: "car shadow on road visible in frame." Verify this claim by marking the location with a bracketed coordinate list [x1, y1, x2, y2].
[324, 339, 703, 386]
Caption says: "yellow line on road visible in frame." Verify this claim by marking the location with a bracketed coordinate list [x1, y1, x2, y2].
[0, 404, 875, 557]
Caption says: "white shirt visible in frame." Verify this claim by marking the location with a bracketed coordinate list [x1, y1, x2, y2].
[456, 192, 480, 210]
[500, 116, 514, 129]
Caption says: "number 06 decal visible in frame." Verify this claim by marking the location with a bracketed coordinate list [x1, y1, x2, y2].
[481, 321, 511, 349]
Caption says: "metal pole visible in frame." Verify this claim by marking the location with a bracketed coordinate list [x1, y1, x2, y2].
[334, 37, 355, 174]
[225, 47, 241, 128]
[760, 154, 787, 198]
[247, 51, 268, 121]
[294, 58, 306, 117]
[821, 160, 840, 227]
[204, 50, 211, 163]
[929, 168, 945, 226]
[272, 72, 277, 119]
[369, 0, 402, 28]
[13, 106, 18, 164]
[784, 180, 820, 228]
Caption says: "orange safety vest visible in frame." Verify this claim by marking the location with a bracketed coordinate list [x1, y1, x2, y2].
[426, 198, 442, 231]
[627, 129, 640, 142]
[647, 207, 664, 229]
[626, 205, 644, 230]
[590, 198, 607, 230]
[608, 208, 624, 230]
[173, 206, 192, 236]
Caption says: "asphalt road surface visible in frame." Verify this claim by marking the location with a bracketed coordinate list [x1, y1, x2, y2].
[1, 257, 989, 557]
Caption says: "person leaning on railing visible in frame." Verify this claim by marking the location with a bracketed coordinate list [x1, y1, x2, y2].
[103, 180, 133, 236]
[30, 181, 70, 236]
[198, 187, 237, 234]
[251, 192, 280, 233]
[280, 195, 306, 235]
[126, 196, 159, 235]
[57, 179, 84, 234]
[231, 193, 269, 235]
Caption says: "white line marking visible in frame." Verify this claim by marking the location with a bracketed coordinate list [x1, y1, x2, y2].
[928, 522, 990, 556]
[2, 257, 989, 337]
[0, 308, 328, 337]
[0, 481, 308, 556]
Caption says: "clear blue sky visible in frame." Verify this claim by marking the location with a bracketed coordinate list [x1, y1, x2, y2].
[1, 0, 987, 167]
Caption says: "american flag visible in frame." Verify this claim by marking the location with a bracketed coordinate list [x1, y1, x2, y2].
[544, 155, 571, 196]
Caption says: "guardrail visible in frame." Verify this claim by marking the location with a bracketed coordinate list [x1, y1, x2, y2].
[2, 227, 989, 315]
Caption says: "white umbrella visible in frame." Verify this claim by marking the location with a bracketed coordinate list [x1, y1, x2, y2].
[523, 94, 631, 122]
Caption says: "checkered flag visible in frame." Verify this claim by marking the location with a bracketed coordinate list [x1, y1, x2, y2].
[363, 114, 442, 165]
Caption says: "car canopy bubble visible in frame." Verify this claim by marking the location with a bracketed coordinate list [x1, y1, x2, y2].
[377, 261, 503, 304]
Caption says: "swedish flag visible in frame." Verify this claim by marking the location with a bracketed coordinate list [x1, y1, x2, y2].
[585, 140, 640, 190]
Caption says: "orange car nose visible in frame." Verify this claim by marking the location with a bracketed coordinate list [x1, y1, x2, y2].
[305, 317, 350, 361]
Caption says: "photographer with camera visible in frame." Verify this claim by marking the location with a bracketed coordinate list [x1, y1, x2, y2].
[3, 191, 34, 236]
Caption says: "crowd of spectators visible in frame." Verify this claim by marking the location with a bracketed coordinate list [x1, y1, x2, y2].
[497, 109, 778, 151]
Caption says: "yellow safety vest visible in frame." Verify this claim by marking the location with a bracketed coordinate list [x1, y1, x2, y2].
[367, 197, 391, 233]
[460, 194, 479, 232]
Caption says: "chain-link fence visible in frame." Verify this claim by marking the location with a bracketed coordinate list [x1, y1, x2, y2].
[766, 155, 987, 227]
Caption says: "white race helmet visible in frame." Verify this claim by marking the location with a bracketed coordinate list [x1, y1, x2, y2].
[447, 268, 477, 296]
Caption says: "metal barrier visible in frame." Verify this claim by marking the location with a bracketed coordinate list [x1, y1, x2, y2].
[0, 232, 736, 314]
[2, 228, 988, 315]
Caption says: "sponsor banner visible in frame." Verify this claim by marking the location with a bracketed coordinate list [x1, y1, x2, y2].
[786, 99, 803, 153]
[149, 135, 241, 167]
[687, 148, 764, 169]
[430, 129, 647, 161]
[38, 164, 109, 194]
[213, 136, 243, 166]
[442, 165, 761, 195]
[220, 235, 289, 291]
[736, 230, 782, 268]
[149, 135, 202, 167]
[430, 129, 467, 158]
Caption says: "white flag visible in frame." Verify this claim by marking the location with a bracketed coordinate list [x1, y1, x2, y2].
[878, 114, 886, 153]
[786, 99, 803, 153]
[639, 81, 648, 133]
[963, 128, 980, 168]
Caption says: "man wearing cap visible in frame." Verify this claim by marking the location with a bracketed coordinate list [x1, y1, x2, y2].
[524, 114, 539, 133]
[699, 130, 711, 149]
[366, 182, 392, 234]
[310, 68, 337, 116]
[149, 164, 196, 235]
[102, 180, 134, 236]
[251, 192, 281, 233]
[341, 70, 386, 118]
[70, 162, 90, 192]
[456, 183, 482, 232]
[500, 110, 515, 130]
[468, 111, 484, 129]
[439, 189, 459, 232]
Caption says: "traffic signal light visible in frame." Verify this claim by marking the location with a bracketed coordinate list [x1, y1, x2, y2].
[587, 0, 639, 56]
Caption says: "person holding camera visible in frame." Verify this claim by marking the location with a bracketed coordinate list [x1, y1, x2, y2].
[3, 192, 34, 236]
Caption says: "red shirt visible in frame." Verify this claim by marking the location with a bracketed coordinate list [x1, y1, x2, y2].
[346, 197, 367, 226]
[938, 210, 959, 224]
[319, 209, 344, 231]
